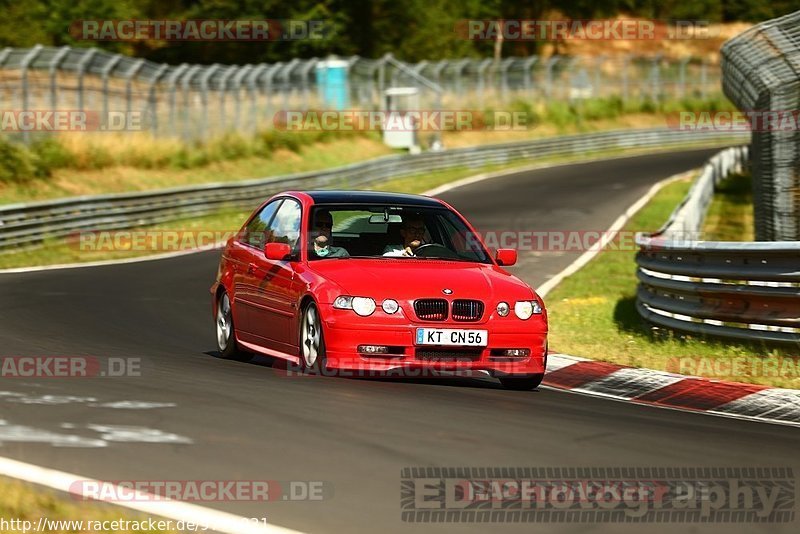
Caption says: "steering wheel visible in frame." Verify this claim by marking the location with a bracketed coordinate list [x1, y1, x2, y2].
[413, 243, 461, 259]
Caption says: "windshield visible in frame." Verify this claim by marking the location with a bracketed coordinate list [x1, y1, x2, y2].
[308, 205, 492, 263]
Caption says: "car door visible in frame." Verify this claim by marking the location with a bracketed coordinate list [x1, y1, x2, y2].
[232, 199, 283, 337]
[246, 198, 304, 353]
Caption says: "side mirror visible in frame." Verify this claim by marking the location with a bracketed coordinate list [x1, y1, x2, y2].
[495, 248, 517, 266]
[265, 242, 292, 260]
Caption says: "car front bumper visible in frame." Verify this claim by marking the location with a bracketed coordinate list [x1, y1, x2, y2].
[319, 307, 547, 376]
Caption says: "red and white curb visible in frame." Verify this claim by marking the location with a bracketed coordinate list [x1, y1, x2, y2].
[544, 354, 800, 428]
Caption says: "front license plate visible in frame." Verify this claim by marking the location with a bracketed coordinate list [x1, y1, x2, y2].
[415, 328, 488, 346]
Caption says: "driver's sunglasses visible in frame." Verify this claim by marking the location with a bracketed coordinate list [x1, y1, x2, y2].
[315, 221, 333, 229]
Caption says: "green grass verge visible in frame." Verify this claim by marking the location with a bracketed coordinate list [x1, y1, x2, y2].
[0, 477, 176, 533]
[546, 174, 799, 389]
[702, 172, 754, 241]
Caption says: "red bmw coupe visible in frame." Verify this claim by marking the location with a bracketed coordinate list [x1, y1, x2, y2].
[210, 190, 548, 390]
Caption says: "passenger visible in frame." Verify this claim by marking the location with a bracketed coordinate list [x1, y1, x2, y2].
[311, 209, 349, 258]
[383, 215, 426, 257]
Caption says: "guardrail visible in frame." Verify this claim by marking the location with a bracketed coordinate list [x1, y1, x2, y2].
[0, 128, 747, 251]
[635, 146, 800, 345]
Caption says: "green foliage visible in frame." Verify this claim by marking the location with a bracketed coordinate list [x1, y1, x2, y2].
[0, 138, 39, 183]
[30, 137, 76, 173]
[0, 1, 793, 63]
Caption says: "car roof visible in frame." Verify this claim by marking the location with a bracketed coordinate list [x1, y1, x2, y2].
[303, 190, 444, 207]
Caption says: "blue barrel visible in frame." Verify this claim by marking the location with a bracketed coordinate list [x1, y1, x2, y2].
[316, 59, 349, 110]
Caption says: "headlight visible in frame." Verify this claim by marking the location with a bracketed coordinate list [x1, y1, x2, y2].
[514, 300, 542, 320]
[352, 297, 376, 316]
[334, 295, 377, 316]
[333, 296, 353, 309]
[382, 299, 399, 314]
[496, 301, 510, 317]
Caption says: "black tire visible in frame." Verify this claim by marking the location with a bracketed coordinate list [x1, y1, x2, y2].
[299, 302, 328, 374]
[215, 291, 252, 362]
[499, 373, 544, 391]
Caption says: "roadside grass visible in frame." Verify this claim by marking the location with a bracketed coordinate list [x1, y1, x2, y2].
[702, 172, 754, 241]
[546, 175, 799, 389]
[0, 477, 176, 533]
[0, 141, 739, 270]
[0, 93, 735, 204]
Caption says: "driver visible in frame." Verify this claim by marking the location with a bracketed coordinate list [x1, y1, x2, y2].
[311, 209, 349, 258]
[382, 214, 426, 257]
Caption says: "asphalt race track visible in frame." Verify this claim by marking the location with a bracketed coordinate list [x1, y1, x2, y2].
[0, 148, 797, 533]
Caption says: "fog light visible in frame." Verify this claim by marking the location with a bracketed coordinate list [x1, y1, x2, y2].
[503, 349, 530, 357]
[382, 299, 399, 314]
[358, 345, 389, 355]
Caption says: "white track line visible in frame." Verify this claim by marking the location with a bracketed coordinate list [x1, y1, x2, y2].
[0, 456, 304, 534]
[535, 170, 693, 298]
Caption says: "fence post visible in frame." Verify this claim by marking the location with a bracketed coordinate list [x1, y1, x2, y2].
[99, 54, 122, 127]
[231, 65, 252, 132]
[180, 66, 202, 142]
[48, 46, 70, 112]
[124, 58, 146, 117]
[246, 64, 267, 132]
[199, 65, 219, 139]
[521, 56, 538, 96]
[218, 66, 238, 134]
[164, 64, 189, 139]
[544, 56, 560, 98]
[76, 49, 98, 112]
[147, 64, 168, 135]
[20, 45, 43, 143]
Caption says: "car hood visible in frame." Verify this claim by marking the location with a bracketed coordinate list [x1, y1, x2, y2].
[307, 258, 535, 301]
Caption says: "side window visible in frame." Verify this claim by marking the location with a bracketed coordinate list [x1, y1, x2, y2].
[241, 200, 282, 249]
[268, 199, 302, 250]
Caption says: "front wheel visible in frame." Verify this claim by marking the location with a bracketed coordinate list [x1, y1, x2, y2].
[215, 291, 252, 362]
[499, 374, 544, 391]
[300, 302, 327, 373]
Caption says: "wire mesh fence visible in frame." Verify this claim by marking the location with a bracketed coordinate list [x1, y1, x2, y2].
[721, 10, 800, 241]
[0, 45, 721, 143]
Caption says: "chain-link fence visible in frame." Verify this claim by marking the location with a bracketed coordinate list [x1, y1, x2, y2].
[0, 45, 721, 143]
[721, 10, 800, 241]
